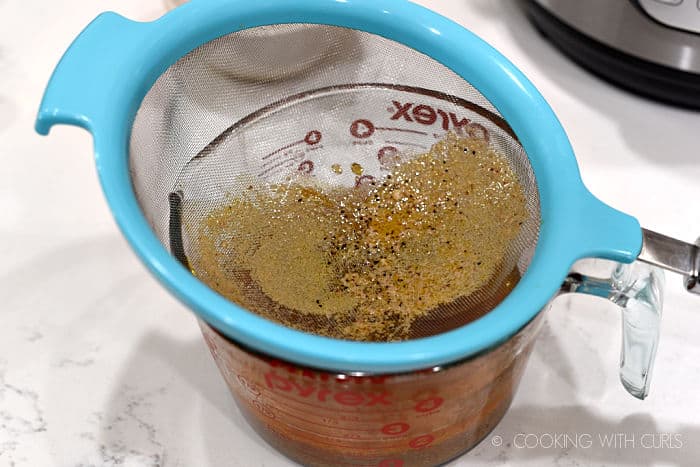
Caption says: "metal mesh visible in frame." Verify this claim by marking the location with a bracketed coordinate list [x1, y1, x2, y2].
[129, 25, 540, 341]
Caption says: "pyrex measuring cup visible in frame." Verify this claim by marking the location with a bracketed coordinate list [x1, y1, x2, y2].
[35, 0, 699, 465]
[197, 258, 666, 467]
[199, 314, 545, 467]
[199, 253, 665, 466]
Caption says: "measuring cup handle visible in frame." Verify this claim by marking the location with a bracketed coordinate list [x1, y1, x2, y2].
[559, 260, 665, 399]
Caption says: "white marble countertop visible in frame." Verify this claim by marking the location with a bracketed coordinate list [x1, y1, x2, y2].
[2, 1, 699, 466]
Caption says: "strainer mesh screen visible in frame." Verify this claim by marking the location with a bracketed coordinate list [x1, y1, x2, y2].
[129, 24, 540, 341]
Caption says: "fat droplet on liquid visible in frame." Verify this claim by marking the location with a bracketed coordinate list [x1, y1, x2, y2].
[351, 163, 364, 175]
[331, 164, 343, 174]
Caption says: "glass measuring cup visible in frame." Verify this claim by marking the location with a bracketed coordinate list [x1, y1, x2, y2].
[199, 314, 544, 467]
[197, 261, 662, 467]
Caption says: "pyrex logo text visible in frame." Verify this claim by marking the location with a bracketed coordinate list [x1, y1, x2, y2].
[265, 371, 392, 406]
[389, 100, 489, 138]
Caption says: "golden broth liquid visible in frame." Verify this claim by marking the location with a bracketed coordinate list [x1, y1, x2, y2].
[190, 134, 528, 341]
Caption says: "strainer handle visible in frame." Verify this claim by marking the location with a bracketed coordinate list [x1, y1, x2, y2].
[560, 260, 664, 400]
[35, 12, 146, 135]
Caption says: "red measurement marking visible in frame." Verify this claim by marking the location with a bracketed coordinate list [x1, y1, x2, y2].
[468, 122, 490, 141]
[350, 119, 375, 138]
[262, 139, 304, 160]
[375, 127, 428, 136]
[258, 152, 305, 176]
[378, 460, 404, 467]
[298, 160, 314, 174]
[414, 396, 444, 412]
[381, 422, 410, 436]
[384, 140, 428, 149]
[409, 434, 435, 449]
[304, 130, 322, 145]
[262, 151, 304, 168]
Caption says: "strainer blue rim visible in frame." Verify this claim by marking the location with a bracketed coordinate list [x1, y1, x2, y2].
[35, 0, 642, 373]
